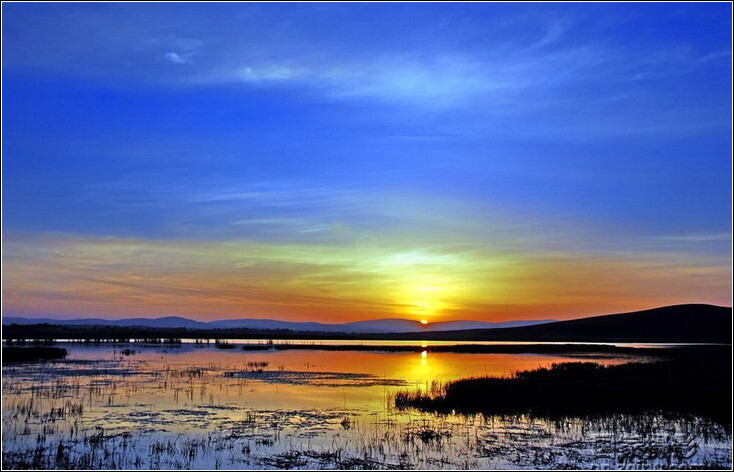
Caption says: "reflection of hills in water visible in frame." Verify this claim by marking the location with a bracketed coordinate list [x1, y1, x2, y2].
[224, 369, 408, 387]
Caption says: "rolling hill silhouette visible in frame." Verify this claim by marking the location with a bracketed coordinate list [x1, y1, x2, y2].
[446, 304, 732, 343]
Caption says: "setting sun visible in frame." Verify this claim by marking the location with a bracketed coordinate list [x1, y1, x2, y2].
[420, 320, 428, 325]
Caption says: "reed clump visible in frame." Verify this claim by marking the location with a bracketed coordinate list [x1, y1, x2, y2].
[395, 348, 732, 425]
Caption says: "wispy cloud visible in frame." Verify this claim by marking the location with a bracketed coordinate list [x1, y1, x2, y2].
[191, 44, 611, 110]
[65, 176, 732, 260]
[164, 51, 191, 64]
[3, 4, 729, 130]
[654, 233, 732, 243]
[696, 50, 732, 64]
[529, 20, 566, 50]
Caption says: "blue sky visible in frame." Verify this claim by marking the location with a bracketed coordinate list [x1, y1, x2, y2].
[2, 3, 731, 321]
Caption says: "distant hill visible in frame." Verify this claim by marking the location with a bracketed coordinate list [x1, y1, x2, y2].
[0, 315, 553, 334]
[3, 304, 729, 343]
[445, 304, 732, 343]
[1, 316, 207, 329]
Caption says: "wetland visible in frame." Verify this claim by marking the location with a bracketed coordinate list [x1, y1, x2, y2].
[2, 341, 731, 469]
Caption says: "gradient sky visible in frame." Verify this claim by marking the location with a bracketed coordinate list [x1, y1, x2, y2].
[2, 3, 732, 323]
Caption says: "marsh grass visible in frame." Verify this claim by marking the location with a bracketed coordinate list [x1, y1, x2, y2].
[395, 351, 732, 425]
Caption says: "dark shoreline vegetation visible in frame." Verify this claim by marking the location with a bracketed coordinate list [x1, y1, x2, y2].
[1, 346, 68, 363]
[395, 345, 733, 426]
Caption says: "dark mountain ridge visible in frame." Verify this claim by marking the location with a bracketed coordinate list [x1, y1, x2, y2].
[2, 304, 730, 343]
[432, 303, 732, 343]
[0, 315, 552, 334]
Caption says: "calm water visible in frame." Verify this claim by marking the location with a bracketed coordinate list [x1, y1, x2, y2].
[2, 342, 731, 469]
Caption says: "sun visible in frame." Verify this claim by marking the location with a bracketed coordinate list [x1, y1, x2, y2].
[420, 319, 428, 325]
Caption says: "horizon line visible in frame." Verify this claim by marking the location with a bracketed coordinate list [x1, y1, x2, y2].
[2, 302, 730, 325]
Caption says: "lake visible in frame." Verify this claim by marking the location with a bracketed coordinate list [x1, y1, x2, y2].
[2, 341, 731, 469]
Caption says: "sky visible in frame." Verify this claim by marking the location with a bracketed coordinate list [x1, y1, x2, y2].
[1, 3, 732, 323]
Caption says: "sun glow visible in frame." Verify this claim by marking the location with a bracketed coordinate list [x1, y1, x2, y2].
[399, 277, 456, 320]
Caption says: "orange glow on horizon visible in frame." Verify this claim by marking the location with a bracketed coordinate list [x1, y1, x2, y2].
[2, 233, 731, 324]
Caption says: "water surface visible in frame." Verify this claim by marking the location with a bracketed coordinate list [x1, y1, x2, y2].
[2, 342, 730, 469]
